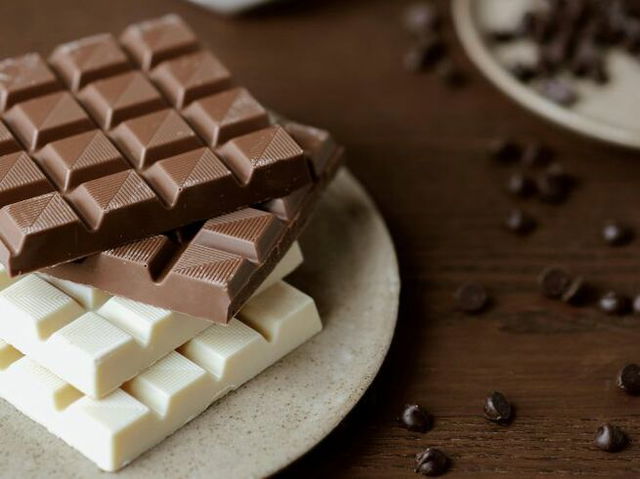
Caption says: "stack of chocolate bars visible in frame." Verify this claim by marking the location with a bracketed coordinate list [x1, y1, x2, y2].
[0, 14, 343, 471]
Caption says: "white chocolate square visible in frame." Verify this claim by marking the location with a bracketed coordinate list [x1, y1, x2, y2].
[0, 242, 303, 398]
[0, 280, 321, 471]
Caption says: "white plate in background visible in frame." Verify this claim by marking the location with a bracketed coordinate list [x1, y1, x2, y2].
[452, 0, 640, 150]
[187, 0, 278, 15]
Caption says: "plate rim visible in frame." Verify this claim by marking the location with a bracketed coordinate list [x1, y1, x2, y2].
[452, 0, 640, 150]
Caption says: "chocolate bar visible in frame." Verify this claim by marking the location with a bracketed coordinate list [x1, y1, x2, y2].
[0, 280, 322, 471]
[0, 243, 301, 398]
[47, 118, 343, 322]
[0, 15, 313, 276]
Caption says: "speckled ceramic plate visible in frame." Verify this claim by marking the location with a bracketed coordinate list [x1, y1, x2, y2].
[0, 169, 400, 479]
[453, 0, 640, 150]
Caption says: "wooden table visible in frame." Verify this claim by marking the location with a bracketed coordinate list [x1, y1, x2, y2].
[4, 0, 640, 477]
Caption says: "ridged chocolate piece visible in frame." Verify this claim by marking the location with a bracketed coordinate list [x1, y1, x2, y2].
[78, 71, 166, 129]
[0, 15, 313, 275]
[120, 14, 199, 71]
[4, 91, 95, 151]
[0, 122, 21, 156]
[182, 87, 269, 147]
[0, 54, 61, 112]
[49, 34, 132, 91]
[47, 119, 344, 322]
[150, 50, 232, 108]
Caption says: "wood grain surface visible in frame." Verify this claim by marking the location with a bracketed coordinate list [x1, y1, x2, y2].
[2, 0, 640, 477]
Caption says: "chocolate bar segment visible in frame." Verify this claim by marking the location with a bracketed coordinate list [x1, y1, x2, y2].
[34, 130, 128, 192]
[78, 71, 166, 129]
[120, 15, 199, 71]
[49, 34, 132, 92]
[0, 152, 54, 206]
[47, 120, 344, 322]
[0, 123, 21, 156]
[0, 54, 61, 112]
[4, 91, 94, 151]
[150, 51, 232, 109]
[0, 16, 314, 275]
[182, 87, 269, 146]
[110, 108, 202, 168]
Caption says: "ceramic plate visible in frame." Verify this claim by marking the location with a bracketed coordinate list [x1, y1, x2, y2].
[0, 169, 400, 479]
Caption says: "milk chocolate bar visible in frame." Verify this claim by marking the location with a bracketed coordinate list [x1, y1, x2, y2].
[47, 118, 343, 322]
[0, 15, 312, 276]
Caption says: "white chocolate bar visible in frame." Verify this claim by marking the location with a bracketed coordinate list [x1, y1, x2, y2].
[0, 242, 302, 398]
[0, 280, 321, 471]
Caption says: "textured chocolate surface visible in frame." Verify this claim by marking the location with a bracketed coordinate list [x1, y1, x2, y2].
[47, 119, 344, 322]
[0, 15, 312, 275]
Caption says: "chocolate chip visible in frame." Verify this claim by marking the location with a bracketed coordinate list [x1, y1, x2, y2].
[521, 143, 554, 168]
[483, 391, 513, 425]
[490, 30, 519, 43]
[398, 404, 433, 433]
[561, 276, 591, 305]
[504, 209, 537, 235]
[489, 139, 522, 163]
[404, 47, 428, 73]
[403, 2, 441, 36]
[602, 221, 634, 246]
[617, 364, 640, 395]
[598, 291, 631, 315]
[415, 448, 450, 476]
[634, 294, 640, 314]
[506, 173, 537, 197]
[509, 63, 539, 82]
[539, 266, 573, 299]
[538, 78, 579, 106]
[594, 424, 628, 452]
[455, 282, 489, 314]
[435, 61, 468, 88]
[404, 38, 446, 73]
[537, 172, 570, 204]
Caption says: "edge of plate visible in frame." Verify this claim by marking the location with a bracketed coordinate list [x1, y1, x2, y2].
[452, 0, 640, 150]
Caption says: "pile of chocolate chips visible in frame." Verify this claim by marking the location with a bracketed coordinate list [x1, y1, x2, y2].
[490, 0, 640, 105]
[402, 2, 468, 87]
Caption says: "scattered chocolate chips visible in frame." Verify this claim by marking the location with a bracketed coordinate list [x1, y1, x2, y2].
[483, 391, 513, 425]
[594, 424, 628, 452]
[504, 208, 537, 235]
[538, 78, 578, 106]
[489, 139, 522, 163]
[617, 363, 640, 395]
[415, 448, 450, 476]
[506, 172, 537, 197]
[538, 267, 573, 299]
[602, 221, 634, 246]
[398, 404, 433, 433]
[489, 0, 640, 105]
[455, 282, 489, 314]
[403, 2, 441, 36]
[598, 291, 631, 315]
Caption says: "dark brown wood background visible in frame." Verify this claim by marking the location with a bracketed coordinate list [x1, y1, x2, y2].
[3, 0, 640, 477]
